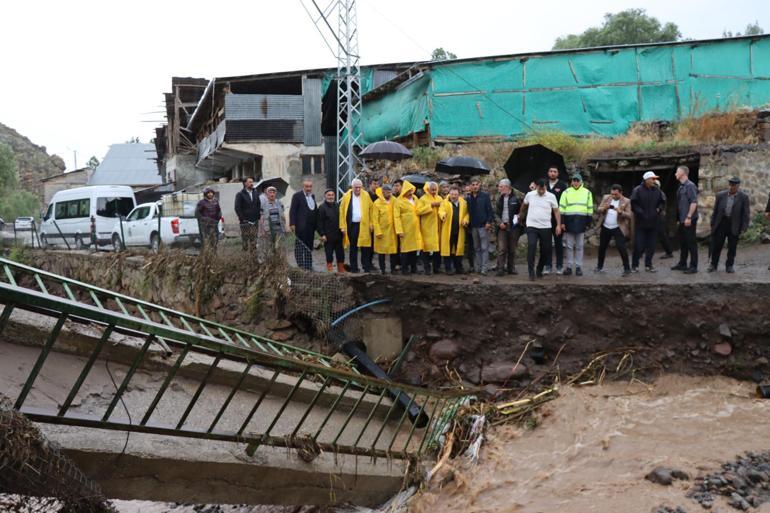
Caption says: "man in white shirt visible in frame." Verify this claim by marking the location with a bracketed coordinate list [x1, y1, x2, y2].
[595, 184, 633, 276]
[519, 179, 562, 281]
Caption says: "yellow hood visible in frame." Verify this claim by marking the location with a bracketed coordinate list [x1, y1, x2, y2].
[401, 180, 416, 198]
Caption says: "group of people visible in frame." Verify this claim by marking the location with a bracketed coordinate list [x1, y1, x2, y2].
[199, 164, 767, 280]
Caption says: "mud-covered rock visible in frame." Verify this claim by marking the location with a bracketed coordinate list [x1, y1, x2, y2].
[429, 339, 463, 361]
[480, 362, 528, 383]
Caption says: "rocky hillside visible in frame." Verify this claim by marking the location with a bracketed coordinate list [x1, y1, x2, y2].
[0, 122, 65, 201]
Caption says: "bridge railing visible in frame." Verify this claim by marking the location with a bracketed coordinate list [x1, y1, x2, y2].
[0, 256, 348, 371]
[0, 259, 470, 461]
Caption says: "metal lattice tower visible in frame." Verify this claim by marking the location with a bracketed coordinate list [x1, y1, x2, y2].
[301, 0, 363, 197]
[335, 0, 362, 196]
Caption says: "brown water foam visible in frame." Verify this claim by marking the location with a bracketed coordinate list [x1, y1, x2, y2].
[412, 376, 770, 513]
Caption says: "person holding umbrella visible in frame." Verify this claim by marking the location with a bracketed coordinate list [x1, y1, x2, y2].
[417, 181, 443, 275]
[519, 179, 562, 281]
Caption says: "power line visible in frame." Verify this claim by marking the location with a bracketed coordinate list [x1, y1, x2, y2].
[364, 0, 534, 132]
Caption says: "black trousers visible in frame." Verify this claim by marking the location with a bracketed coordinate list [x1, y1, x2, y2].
[444, 255, 464, 272]
[711, 218, 738, 268]
[597, 226, 630, 271]
[239, 222, 257, 251]
[551, 224, 563, 268]
[324, 240, 344, 264]
[377, 253, 399, 273]
[632, 225, 657, 268]
[400, 251, 418, 273]
[657, 215, 673, 255]
[421, 251, 442, 272]
[294, 228, 314, 270]
[347, 222, 373, 271]
[677, 220, 698, 269]
[526, 227, 552, 275]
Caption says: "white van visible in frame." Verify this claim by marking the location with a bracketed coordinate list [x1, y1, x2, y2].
[40, 186, 136, 250]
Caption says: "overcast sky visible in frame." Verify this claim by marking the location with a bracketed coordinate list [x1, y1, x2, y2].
[1, 0, 767, 171]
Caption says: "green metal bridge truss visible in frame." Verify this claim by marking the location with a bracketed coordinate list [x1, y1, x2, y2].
[0, 256, 469, 460]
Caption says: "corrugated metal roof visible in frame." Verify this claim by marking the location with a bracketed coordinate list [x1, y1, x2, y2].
[89, 144, 162, 186]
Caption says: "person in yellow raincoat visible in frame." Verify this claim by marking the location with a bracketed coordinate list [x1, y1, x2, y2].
[393, 180, 421, 275]
[438, 185, 470, 274]
[339, 178, 373, 273]
[370, 183, 399, 274]
[417, 181, 443, 275]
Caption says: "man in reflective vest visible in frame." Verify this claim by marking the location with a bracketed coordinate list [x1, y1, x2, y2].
[559, 174, 594, 276]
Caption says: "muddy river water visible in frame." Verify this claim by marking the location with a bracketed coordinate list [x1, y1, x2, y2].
[412, 376, 770, 513]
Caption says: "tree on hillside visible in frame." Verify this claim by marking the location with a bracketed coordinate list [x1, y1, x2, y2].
[86, 156, 100, 170]
[0, 143, 40, 221]
[723, 21, 764, 37]
[431, 48, 457, 61]
[553, 9, 681, 50]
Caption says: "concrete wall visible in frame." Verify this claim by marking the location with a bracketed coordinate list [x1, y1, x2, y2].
[167, 154, 209, 190]
[697, 145, 770, 234]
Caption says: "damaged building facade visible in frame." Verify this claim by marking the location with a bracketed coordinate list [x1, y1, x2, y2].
[154, 66, 411, 203]
[154, 35, 770, 226]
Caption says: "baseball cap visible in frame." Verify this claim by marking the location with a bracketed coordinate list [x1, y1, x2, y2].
[643, 171, 660, 181]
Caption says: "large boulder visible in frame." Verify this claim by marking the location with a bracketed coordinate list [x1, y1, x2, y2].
[429, 339, 463, 362]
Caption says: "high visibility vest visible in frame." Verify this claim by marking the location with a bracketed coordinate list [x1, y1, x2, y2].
[559, 186, 593, 217]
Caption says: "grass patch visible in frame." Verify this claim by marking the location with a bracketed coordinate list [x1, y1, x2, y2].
[741, 212, 770, 243]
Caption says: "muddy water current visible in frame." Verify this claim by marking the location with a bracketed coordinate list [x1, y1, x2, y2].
[412, 376, 770, 513]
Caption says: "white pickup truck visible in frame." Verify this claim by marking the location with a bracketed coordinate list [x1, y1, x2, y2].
[110, 201, 223, 251]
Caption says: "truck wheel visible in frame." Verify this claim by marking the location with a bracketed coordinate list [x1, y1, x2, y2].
[150, 233, 160, 253]
[112, 234, 123, 252]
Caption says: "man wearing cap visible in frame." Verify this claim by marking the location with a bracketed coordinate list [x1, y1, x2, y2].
[546, 166, 568, 274]
[371, 183, 399, 274]
[630, 171, 666, 272]
[196, 187, 222, 250]
[559, 174, 594, 276]
[671, 165, 700, 274]
[495, 178, 522, 275]
[708, 177, 750, 273]
[519, 178, 562, 281]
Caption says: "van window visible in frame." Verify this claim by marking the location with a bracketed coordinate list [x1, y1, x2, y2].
[78, 199, 90, 217]
[44, 204, 53, 221]
[96, 197, 134, 218]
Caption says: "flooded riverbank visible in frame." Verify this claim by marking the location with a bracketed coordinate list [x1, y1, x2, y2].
[411, 375, 770, 513]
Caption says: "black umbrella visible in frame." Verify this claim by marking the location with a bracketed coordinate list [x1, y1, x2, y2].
[435, 156, 490, 176]
[255, 176, 289, 196]
[360, 141, 412, 161]
[400, 173, 431, 187]
[504, 144, 566, 194]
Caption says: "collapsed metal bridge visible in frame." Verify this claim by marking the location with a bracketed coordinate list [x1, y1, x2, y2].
[0, 256, 468, 503]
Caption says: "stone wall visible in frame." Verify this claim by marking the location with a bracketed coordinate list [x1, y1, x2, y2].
[696, 144, 770, 235]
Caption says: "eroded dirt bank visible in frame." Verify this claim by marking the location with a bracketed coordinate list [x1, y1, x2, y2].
[411, 376, 770, 513]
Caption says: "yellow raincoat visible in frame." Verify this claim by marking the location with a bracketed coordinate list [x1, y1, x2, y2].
[370, 192, 398, 255]
[339, 189, 373, 248]
[393, 181, 422, 253]
[438, 196, 469, 256]
[416, 184, 442, 252]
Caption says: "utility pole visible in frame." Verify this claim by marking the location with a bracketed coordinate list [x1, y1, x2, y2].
[335, 0, 362, 197]
[302, 0, 363, 197]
